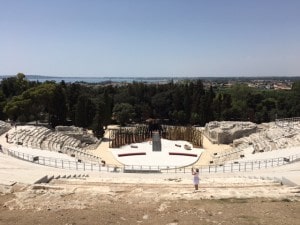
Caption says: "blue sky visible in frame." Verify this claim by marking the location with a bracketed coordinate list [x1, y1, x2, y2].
[0, 0, 299, 77]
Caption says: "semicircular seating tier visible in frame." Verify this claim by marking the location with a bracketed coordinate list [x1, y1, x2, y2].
[208, 120, 300, 165]
[7, 125, 101, 162]
[0, 121, 11, 135]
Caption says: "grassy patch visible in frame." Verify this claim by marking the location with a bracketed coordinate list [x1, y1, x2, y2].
[281, 198, 292, 202]
[218, 198, 249, 203]
[270, 198, 295, 203]
[238, 215, 259, 223]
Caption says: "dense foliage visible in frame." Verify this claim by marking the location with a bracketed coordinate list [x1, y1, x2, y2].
[1, 74, 300, 137]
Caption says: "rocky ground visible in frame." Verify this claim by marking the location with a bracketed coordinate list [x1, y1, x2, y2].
[1, 180, 300, 225]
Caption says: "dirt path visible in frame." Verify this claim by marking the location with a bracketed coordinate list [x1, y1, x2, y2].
[1, 193, 299, 225]
[1, 181, 300, 225]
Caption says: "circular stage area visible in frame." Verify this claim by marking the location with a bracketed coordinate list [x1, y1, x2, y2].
[111, 139, 203, 168]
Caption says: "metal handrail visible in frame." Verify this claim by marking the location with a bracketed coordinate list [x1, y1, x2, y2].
[3, 147, 300, 174]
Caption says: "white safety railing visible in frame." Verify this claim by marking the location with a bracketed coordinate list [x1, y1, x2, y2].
[4, 147, 300, 174]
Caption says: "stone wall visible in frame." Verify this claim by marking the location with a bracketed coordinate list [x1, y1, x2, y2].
[204, 121, 257, 144]
[55, 126, 98, 144]
[0, 121, 11, 136]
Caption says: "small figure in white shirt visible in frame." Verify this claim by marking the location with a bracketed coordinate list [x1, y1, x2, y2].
[191, 167, 200, 191]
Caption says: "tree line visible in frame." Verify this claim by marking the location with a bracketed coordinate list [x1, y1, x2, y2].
[1, 73, 300, 137]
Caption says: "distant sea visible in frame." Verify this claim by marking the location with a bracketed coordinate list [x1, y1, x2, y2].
[1, 75, 183, 84]
[29, 75, 188, 84]
[1, 75, 299, 84]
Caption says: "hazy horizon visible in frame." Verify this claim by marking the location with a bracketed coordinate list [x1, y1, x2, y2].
[1, 0, 299, 77]
[2, 74, 299, 79]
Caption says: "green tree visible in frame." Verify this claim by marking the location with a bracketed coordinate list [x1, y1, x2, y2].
[228, 84, 254, 120]
[92, 100, 105, 138]
[4, 83, 56, 122]
[112, 103, 135, 126]
[102, 90, 113, 128]
[0, 91, 7, 120]
[4, 96, 32, 121]
[183, 86, 191, 123]
[151, 91, 172, 119]
[190, 112, 201, 125]
[290, 81, 300, 117]
[1, 73, 29, 98]
[75, 95, 96, 128]
[66, 83, 82, 123]
[48, 85, 67, 127]
[171, 110, 187, 125]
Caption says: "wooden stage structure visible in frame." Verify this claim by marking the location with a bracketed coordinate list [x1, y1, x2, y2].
[109, 125, 203, 148]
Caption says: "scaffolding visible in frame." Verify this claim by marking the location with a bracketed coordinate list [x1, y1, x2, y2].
[109, 125, 203, 148]
[275, 117, 300, 128]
